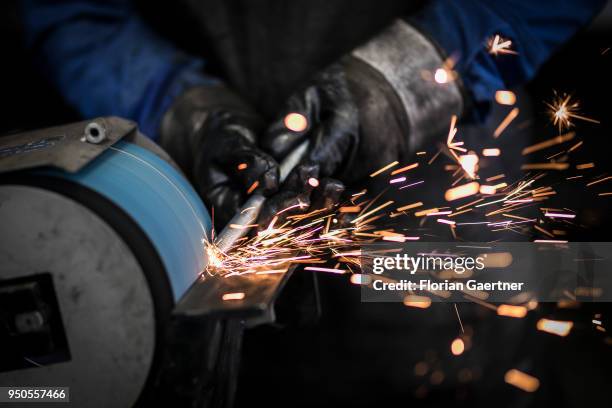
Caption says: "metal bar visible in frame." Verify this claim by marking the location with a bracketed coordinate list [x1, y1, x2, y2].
[214, 140, 310, 252]
[174, 140, 309, 323]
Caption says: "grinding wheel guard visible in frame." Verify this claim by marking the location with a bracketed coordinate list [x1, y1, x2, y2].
[0, 117, 136, 174]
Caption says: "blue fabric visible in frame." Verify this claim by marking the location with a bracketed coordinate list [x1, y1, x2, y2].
[21, 0, 217, 139]
[410, 0, 606, 120]
[22, 0, 605, 129]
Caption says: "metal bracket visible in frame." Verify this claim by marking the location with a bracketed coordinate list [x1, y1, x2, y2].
[0, 117, 137, 174]
[173, 267, 293, 327]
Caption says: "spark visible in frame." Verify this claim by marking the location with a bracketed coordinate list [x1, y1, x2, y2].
[403, 296, 432, 308]
[382, 235, 419, 242]
[414, 362, 429, 376]
[255, 269, 286, 275]
[486, 173, 505, 182]
[458, 154, 479, 179]
[567, 141, 583, 153]
[369, 161, 399, 177]
[503, 214, 531, 221]
[505, 369, 540, 392]
[454, 303, 465, 333]
[437, 219, 456, 225]
[399, 180, 424, 189]
[497, 304, 527, 318]
[430, 371, 445, 385]
[495, 90, 516, 105]
[426, 210, 452, 216]
[534, 224, 555, 238]
[521, 132, 575, 155]
[339, 206, 361, 213]
[308, 177, 320, 187]
[197, 83, 602, 392]
[537, 318, 573, 336]
[544, 212, 576, 219]
[277, 202, 307, 215]
[222, 292, 245, 301]
[428, 150, 442, 165]
[432, 57, 458, 84]
[350, 274, 372, 285]
[304, 266, 346, 274]
[284, 112, 308, 132]
[446, 115, 464, 151]
[229, 223, 259, 229]
[479, 185, 498, 195]
[391, 163, 419, 175]
[456, 198, 484, 210]
[545, 92, 599, 131]
[586, 176, 612, 187]
[334, 250, 362, 257]
[414, 208, 440, 217]
[451, 338, 465, 356]
[576, 162, 595, 170]
[351, 200, 394, 224]
[247, 180, 259, 194]
[494, 107, 519, 138]
[434, 68, 449, 84]
[488, 34, 518, 56]
[521, 163, 569, 171]
[202, 193, 386, 278]
[206, 244, 225, 269]
[448, 208, 472, 217]
[482, 148, 501, 156]
[396, 202, 424, 212]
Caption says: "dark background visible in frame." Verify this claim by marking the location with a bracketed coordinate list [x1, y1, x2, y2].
[1, 1, 611, 407]
[237, 6, 612, 408]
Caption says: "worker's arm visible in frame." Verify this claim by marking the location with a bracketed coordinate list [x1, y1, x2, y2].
[409, 0, 608, 120]
[21, 0, 215, 139]
[21, 0, 279, 228]
[259, 0, 605, 222]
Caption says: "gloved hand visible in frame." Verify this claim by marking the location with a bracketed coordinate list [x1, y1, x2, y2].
[159, 85, 279, 230]
[260, 19, 464, 222]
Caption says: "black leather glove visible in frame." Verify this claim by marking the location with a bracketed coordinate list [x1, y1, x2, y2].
[159, 85, 279, 229]
[260, 19, 464, 222]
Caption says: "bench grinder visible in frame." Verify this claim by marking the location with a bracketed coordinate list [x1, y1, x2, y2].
[0, 117, 294, 407]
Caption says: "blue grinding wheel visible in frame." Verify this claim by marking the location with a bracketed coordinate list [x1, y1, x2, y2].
[45, 140, 213, 300]
[0, 125, 213, 406]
